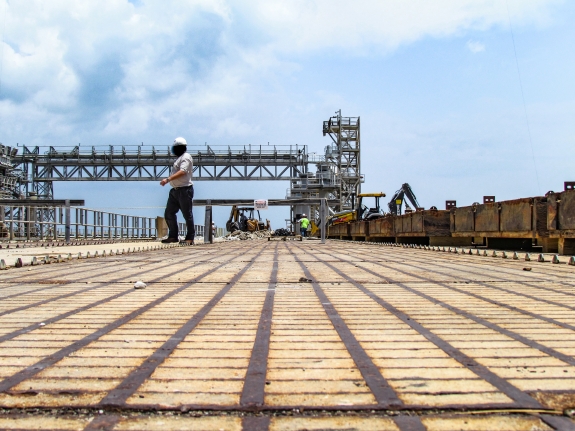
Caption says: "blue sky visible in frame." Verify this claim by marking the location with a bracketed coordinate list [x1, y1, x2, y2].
[1, 0, 574, 229]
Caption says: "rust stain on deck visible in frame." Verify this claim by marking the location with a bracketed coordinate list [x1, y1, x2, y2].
[0, 241, 574, 430]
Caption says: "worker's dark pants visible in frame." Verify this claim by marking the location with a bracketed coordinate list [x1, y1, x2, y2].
[300, 228, 307, 237]
[165, 185, 195, 240]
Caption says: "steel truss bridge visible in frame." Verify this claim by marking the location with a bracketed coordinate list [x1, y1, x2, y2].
[13, 144, 309, 199]
[4, 112, 363, 227]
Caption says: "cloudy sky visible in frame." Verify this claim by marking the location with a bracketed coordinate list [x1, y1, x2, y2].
[1, 0, 574, 228]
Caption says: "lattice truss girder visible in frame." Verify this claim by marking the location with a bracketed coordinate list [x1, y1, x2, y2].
[14, 146, 309, 182]
[32, 164, 304, 181]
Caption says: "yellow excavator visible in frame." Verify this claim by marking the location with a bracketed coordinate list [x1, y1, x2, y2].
[328, 192, 386, 226]
[226, 206, 270, 232]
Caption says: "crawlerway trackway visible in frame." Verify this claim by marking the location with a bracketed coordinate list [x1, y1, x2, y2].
[0, 240, 574, 430]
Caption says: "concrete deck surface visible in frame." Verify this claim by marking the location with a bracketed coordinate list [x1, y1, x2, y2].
[0, 240, 574, 430]
[0, 240, 189, 267]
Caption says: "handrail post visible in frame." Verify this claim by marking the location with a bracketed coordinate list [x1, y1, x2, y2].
[18, 205, 23, 238]
[84, 209, 88, 239]
[39, 209, 44, 240]
[65, 200, 71, 244]
[9, 206, 14, 241]
[55, 207, 60, 240]
[320, 198, 326, 244]
[26, 206, 31, 241]
[204, 200, 212, 244]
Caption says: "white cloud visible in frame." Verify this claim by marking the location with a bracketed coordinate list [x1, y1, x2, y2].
[466, 40, 486, 53]
[236, 0, 558, 52]
[213, 116, 259, 138]
[0, 0, 563, 147]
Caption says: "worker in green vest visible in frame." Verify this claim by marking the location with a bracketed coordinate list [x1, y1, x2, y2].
[299, 214, 310, 237]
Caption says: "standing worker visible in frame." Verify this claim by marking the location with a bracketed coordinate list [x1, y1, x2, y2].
[299, 214, 310, 238]
[160, 137, 195, 245]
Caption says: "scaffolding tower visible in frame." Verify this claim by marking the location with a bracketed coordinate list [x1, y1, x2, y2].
[322, 111, 362, 211]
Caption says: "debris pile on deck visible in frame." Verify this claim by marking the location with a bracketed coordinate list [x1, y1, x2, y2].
[218, 229, 273, 241]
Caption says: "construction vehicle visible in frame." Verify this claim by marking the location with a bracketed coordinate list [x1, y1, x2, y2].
[388, 183, 421, 215]
[226, 206, 269, 232]
[357, 192, 387, 221]
[328, 192, 386, 226]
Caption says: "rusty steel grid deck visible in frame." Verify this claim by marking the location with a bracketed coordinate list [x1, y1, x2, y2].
[0, 240, 574, 430]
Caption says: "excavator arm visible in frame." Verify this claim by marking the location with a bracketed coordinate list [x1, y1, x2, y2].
[388, 190, 404, 215]
[388, 183, 421, 215]
[402, 183, 421, 210]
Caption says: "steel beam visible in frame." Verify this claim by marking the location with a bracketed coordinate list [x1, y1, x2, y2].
[13, 145, 309, 183]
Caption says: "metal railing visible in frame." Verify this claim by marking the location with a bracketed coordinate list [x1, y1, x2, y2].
[0, 176, 21, 199]
[20, 144, 307, 158]
[177, 222, 205, 239]
[1, 202, 162, 242]
[0, 154, 13, 168]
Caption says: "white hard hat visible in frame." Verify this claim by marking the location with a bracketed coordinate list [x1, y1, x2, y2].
[173, 137, 187, 146]
[302, 214, 306, 217]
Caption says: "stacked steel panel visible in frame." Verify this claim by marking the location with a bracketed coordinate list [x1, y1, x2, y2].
[328, 185, 575, 254]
